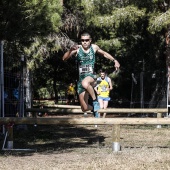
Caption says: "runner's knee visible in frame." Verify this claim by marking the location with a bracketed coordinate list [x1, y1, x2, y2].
[81, 81, 89, 89]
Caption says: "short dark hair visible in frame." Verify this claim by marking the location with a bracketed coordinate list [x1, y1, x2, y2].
[81, 32, 91, 38]
[100, 69, 106, 73]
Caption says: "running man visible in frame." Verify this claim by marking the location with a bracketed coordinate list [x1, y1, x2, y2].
[62, 32, 120, 117]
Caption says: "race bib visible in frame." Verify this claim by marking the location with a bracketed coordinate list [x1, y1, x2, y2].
[79, 64, 93, 75]
[101, 85, 107, 92]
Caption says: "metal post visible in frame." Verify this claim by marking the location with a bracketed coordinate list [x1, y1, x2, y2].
[0, 41, 5, 134]
[112, 124, 121, 152]
[140, 72, 144, 109]
[130, 75, 134, 109]
[130, 73, 137, 117]
[167, 68, 170, 117]
[140, 59, 145, 117]
[0, 41, 1, 117]
[157, 112, 162, 128]
[0, 41, 4, 118]
[130, 73, 137, 108]
[7, 126, 13, 149]
[26, 68, 32, 117]
[19, 55, 24, 117]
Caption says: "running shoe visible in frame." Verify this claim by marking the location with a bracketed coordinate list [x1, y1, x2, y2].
[93, 101, 100, 112]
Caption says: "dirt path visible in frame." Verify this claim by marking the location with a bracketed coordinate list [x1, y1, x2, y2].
[0, 124, 170, 170]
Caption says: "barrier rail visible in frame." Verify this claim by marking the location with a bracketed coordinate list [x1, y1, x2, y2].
[26, 108, 167, 114]
[3, 107, 169, 152]
[0, 117, 170, 125]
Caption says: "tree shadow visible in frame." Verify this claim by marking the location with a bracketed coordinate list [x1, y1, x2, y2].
[0, 124, 105, 156]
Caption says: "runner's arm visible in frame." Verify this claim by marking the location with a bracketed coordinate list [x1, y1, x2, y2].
[94, 85, 100, 95]
[62, 45, 79, 61]
[94, 44, 120, 70]
[108, 77, 113, 91]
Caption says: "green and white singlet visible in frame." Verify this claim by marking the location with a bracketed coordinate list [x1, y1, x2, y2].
[77, 45, 95, 94]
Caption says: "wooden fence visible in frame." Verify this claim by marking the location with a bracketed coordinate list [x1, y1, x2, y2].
[26, 107, 167, 114]
[2, 106, 169, 152]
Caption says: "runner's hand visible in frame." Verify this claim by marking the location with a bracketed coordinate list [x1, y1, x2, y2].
[114, 60, 120, 70]
[70, 45, 80, 51]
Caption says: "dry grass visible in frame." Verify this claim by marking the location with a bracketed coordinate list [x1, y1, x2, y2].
[0, 123, 170, 170]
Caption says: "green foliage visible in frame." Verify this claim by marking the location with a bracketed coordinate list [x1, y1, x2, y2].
[25, 0, 62, 32]
[60, 0, 167, 105]
[37, 87, 51, 99]
[0, 0, 64, 74]
[91, 6, 146, 29]
[24, 35, 62, 69]
[148, 9, 170, 34]
[97, 38, 122, 51]
[0, 0, 63, 41]
[1, 0, 168, 105]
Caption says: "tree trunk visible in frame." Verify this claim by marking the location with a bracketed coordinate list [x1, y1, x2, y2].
[165, 25, 170, 107]
[53, 77, 58, 104]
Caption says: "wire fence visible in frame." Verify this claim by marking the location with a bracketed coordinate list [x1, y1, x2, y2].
[1, 41, 25, 118]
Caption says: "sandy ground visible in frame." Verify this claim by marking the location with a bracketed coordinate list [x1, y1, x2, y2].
[1, 147, 170, 170]
[0, 123, 170, 170]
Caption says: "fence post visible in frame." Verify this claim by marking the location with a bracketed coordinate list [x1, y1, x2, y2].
[157, 112, 162, 128]
[112, 124, 121, 152]
[7, 126, 13, 149]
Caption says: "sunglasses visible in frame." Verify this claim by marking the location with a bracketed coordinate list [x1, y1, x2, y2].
[81, 39, 90, 42]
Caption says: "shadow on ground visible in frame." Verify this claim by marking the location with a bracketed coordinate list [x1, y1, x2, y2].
[0, 124, 105, 156]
